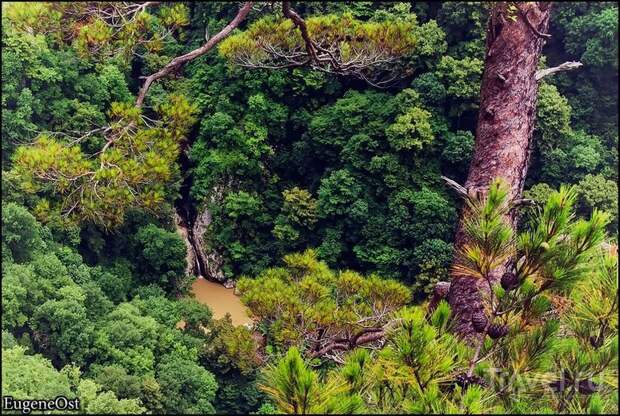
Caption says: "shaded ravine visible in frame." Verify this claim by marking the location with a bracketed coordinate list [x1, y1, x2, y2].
[173, 151, 253, 327]
[174, 137, 227, 283]
[174, 146, 206, 279]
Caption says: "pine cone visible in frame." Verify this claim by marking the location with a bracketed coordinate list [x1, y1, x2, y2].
[577, 379, 599, 395]
[454, 372, 487, 390]
[487, 323, 509, 339]
[469, 374, 487, 388]
[549, 380, 565, 393]
[500, 271, 520, 291]
[549, 369, 574, 393]
[471, 312, 488, 333]
[454, 373, 468, 387]
[589, 335, 603, 348]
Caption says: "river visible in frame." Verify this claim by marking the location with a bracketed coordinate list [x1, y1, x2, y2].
[189, 277, 253, 326]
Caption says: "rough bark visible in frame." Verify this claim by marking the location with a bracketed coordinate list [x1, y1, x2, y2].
[447, 2, 552, 340]
[307, 318, 403, 360]
[428, 281, 451, 312]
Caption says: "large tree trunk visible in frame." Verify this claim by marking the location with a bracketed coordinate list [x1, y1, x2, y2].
[447, 2, 552, 339]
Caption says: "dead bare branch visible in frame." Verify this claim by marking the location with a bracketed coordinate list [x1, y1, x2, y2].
[535, 61, 583, 81]
[441, 176, 468, 198]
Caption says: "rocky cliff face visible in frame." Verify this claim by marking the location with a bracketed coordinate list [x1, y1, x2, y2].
[175, 187, 226, 282]
[174, 211, 198, 278]
[191, 204, 226, 282]
[175, 127, 228, 283]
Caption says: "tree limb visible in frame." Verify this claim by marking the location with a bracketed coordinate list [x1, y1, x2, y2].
[441, 176, 468, 198]
[309, 341, 350, 358]
[349, 327, 384, 346]
[308, 318, 404, 359]
[135, 2, 254, 107]
[281, 1, 319, 64]
[225, 2, 413, 88]
[535, 61, 583, 81]
[520, 7, 551, 39]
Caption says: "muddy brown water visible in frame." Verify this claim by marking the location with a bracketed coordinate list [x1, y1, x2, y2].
[188, 277, 253, 326]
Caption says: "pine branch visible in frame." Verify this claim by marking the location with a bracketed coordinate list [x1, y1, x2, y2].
[136, 2, 254, 107]
[281, 1, 319, 64]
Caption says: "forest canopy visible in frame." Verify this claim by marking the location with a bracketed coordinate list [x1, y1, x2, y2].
[1, 1, 618, 415]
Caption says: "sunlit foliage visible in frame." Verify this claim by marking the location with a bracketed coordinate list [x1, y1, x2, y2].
[11, 96, 197, 228]
[237, 249, 410, 358]
[220, 11, 417, 86]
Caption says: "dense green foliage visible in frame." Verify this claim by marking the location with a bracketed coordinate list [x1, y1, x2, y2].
[1, 202, 265, 413]
[2, 2, 617, 415]
[185, 2, 618, 288]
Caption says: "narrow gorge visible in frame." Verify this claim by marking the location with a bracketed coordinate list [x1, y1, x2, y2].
[174, 138, 226, 284]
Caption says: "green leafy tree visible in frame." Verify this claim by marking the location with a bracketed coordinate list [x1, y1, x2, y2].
[201, 315, 260, 377]
[385, 106, 434, 152]
[200, 315, 265, 415]
[1, 202, 44, 263]
[88, 365, 165, 413]
[90, 264, 134, 304]
[90, 365, 144, 401]
[156, 353, 218, 414]
[134, 223, 188, 293]
[434, 55, 483, 116]
[176, 298, 213, 338]
[93, 303, 160, 375]
[2, 346, 146, 415]
[77, 379, 146, 415]
[440, 129, 475, 171]
[546, 3, 618, 182]
[273, 187, 318, 249]
[2, 346, 73, 399]
[31, 285, 94, 367]
[576, 174, 618, 235]
[436, 2, 487, 60]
